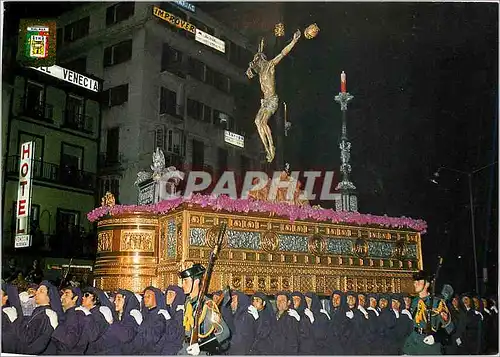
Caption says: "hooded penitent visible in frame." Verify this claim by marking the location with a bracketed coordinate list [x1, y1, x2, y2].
[226, 290, 256, 355]
[13, 280, 62, 354]
[2, 283, 21, 353]
[158, 285, 186, 355]
[128, 286, 169, 355]
[305, 291, 331, 355]
[328, 290, 350, 355]
[249, 292, 275, 355]
[46, 285, 91, 355]
[274, 291, 300, 355]
[290, 291, 316, 354]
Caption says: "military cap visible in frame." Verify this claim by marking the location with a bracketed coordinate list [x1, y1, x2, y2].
[412, 270, 433, 282]
[178, 263, 206, 279]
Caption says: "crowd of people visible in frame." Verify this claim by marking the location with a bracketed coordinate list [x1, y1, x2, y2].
[1, 264, 498, 355]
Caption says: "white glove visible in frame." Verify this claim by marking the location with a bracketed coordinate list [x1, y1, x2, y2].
[247, 305, 259, 320]
[456, 337, 462, 346]
[99, 306, 114, 324]
[158, 309, 171, 321]
[304, 308, 315, 324]
[491, 306, 498, 313]
[287, 309, 301, 321]
[187, 343, 201, 356]
[401, 309, 413, 320]
[346, 310, 354, 319]
[45, 308, 59, 329]
[423, 335, 435, 345]
[2, 307, 17, 322]
[320, 308, 331, 320]
[130, 309, 143, 325]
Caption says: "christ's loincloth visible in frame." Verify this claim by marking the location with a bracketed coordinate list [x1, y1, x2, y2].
[260, 94, 279, 114]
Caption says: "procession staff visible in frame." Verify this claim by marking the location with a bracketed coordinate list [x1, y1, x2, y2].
[402, 270, 454, 355]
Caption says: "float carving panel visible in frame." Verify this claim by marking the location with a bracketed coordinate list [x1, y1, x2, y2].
[278, 234, 308, 252]
[167, 220, 176, 258]
[120, 230, 155, 252]
[227, 230, 261, 250]
[97, 231, 113, 252]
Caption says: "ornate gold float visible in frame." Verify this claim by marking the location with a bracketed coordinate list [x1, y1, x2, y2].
[93, 204, 424, 295]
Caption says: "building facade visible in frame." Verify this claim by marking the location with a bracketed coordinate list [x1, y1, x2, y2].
[2, 46, 102, 256]
[55, 1, 262, 205]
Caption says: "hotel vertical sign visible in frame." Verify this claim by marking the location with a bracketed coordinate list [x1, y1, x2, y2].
[15, 141, 35, 248]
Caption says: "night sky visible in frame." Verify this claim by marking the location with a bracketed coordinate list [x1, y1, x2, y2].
[3, 2, 498, 294]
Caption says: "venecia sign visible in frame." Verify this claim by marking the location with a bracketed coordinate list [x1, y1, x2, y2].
[15, 141, 35, 248]
[31, 65, 100, 92]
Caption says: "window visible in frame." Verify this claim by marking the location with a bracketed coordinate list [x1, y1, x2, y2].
[218, 148, 228, 173]
[159, 87, 177, 115]
[214, 72, 230, 93]
[18, 132, 44, 161]
[25, 81, 44, 108]
[161, 43, 184, 75]
[167, 129, 184, 155]
[65, 94, 84, 127]
[56, 209, 80, 233]
[103, 40, 133, 67]
[64, 17, 90, 43]
[202, 104, 212, 123]
[106, 2, 134, 26]
[205, 66, 215, 86]
[99, 177, 120, 201]
[213, 109, 231, 129]
[63, 57, 87, 73]
[187, 57, 205, 81]
[106, 127, 120, 163]
[192, 139, 204, 169]
[103, 84, 129, 107]
[11, 202, 40, 234]
[61, 143, 83, 171]
[187, 99, 203, 121]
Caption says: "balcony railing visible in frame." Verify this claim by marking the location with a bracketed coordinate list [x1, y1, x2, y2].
[19, 96, 54, 122]
[7, 155, 95, 191]
[62, 110, 94, 134]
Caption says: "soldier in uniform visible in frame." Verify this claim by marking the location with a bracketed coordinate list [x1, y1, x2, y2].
[178, 263, 230, 356]
[402, 270, 454, 355]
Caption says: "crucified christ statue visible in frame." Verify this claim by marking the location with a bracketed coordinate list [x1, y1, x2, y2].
[246, 29, 301, 162]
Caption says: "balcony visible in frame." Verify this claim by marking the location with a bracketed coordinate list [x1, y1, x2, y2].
[62, 110, 94, 135]
[160, 105, 184, 122]
[7, 155, 95, 191]
[18, 96, 54, 122]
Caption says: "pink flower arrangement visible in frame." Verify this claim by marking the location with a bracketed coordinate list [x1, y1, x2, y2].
[87, 194, 427, 233]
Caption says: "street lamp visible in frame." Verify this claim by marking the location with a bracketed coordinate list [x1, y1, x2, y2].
[430, 161, 497, 294]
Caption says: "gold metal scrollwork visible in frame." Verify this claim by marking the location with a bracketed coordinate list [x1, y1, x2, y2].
[353, 238, 369, 257]
[274, 22, 285, 37]
[308, 234, 326, 255]
[393, 239, 407, 260]
[206, 225, 229, 249]
[261, 231, 279, 252]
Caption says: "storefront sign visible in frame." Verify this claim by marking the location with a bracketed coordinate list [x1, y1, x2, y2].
[153, 6, 196, 34]
[195, 29, 225, 53]
[31, 65, 100, 92]
[15, 141, 35, 248]
[173, 0, 195, 13]
[17, 19, 57, 67]
[224, 130, 245, 148]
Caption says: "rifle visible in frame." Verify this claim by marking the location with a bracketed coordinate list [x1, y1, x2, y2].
[426, 256, 443, 334]
[190, 223, 227, 347]
[59, 257, 74, 290]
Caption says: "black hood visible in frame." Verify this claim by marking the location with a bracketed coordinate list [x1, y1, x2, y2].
[67, 286, 83, 306]
[330, 290, 346, 312]
[291, 291, 307, 314]
[2, 283, 21, 313]
[391, 294, 404, 312]
[166, 285, 186, 309]
[378, 293, 391, 311]
[117, 289, 140, 315]
[84, 286, 117, 320]
[304, 291, 322, 314]
[232, 290, 251, 315]
[143, 286, 166, 310]
[252, 291, 275, 317]
[345, 291, 358, 310]
[39, 280, 64, 319]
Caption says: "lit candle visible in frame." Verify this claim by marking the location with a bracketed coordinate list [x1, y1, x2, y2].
[341, 71, 346, 93]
